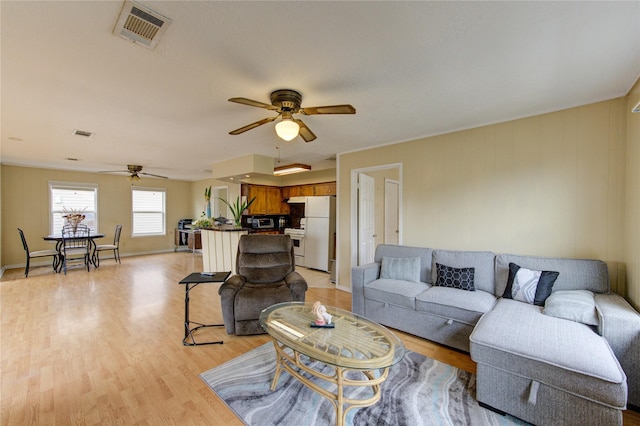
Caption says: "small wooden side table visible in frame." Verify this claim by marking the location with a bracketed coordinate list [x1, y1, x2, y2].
[178, 271, 230, 346]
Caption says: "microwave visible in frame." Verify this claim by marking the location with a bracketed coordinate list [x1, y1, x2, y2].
[252, 218, 274, 229]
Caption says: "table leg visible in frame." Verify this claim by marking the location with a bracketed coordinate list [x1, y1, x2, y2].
[269, 339, 388, 426]
[182, 283, 224, 346]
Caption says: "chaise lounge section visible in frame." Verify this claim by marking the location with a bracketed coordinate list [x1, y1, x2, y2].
[351, 244, 640, 425]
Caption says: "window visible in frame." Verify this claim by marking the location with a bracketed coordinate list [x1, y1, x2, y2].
[132, 187, 166, 236]
[50, 182, 98, 234]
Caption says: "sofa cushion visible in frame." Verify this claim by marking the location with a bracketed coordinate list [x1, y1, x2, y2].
[375, 244, 433, 284]
[470, 298, 627, 408]
[416, 287, 497, 325]
[432, 250, 495, 294]
[495, 254, 609, 296]
[380, 256, 421, 283]
[434, 263, 475, 291]
[543, 290, 599, 326]
[502, 262, 558, 306]
[364, 279, 429, 309]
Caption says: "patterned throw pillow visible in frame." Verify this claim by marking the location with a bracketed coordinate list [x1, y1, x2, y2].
[502, 263, 559, 306]
[435, 263, 475, 291]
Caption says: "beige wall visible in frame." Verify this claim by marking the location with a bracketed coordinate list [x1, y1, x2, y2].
[338, 98, 631, 301]
[190, 179, 242, 221]
[625, 79, 640, 310]
[1, 165, 192, 268]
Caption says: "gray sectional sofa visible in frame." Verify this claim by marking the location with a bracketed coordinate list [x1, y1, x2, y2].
[351, 244, 640, 425]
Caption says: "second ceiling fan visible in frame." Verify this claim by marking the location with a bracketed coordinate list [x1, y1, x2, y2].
[228, 89, 356, 142]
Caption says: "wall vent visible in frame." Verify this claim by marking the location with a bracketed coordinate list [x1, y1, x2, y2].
[73, 129, 93, 138]
[113, 1, 172, 49]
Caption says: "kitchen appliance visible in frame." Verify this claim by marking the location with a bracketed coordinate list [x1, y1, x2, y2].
[284, 228, 305, 266]
[303, 196, 336, 272]
[252, 218, 274, 229]
[178, 219, 193, 246]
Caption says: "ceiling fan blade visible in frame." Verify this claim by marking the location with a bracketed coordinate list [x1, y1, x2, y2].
[295, 119, 317, 142]
[299, 104, 356, 115]
[141, 172, 168, 179]
[228, 97, 278, 110]
[229, 116, 278, 135]
[98, 170, 130, 174]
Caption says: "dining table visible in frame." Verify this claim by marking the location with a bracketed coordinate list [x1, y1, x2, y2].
[43, 232, 105, 270]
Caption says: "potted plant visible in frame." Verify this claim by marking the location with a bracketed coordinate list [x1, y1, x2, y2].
[220, 196, 256, 228]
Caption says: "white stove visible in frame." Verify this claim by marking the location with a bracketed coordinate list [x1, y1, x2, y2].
[284, 228, 305, 266]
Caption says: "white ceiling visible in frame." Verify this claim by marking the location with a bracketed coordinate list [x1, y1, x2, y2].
[1, 1, 639, 181]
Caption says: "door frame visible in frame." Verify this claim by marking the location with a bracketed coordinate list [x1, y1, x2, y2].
[348, 163, 403, 287]
[384, 178, 400, 245]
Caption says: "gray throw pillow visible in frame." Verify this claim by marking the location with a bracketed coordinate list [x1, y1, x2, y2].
[543, 290, 599, 326]
[380, 256, 421, 283]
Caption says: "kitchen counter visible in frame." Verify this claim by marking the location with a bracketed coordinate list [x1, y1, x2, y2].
[199, 225, 251, 232]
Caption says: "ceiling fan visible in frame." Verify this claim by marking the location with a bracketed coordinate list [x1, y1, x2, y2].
[228, 89, 356, 142]
[100, 165, 168, 180]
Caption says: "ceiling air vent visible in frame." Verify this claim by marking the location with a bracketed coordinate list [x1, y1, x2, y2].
[113, 1, 172, 49]
[73, 129, 93, 138]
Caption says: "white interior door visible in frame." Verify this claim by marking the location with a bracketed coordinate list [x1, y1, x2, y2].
[384, 179, 399, 245]
[358, 173, 375, 265]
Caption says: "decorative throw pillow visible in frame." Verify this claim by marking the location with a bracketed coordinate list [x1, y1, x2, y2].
[502, 262, 559, 306]
[434, 263, 475, 291]
[543, 290, 599, 326]
[380, 256, 421, 283]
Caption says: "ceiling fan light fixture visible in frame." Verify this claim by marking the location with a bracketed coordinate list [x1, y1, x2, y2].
[273, 163, 311, 176]
[127, 174, 141, 182]
[275, 112, 300, 141]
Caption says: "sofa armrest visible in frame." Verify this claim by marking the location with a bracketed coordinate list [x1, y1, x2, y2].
[285, 271, 308, 301]
[595, 293, 640, 407]
[351, 262, 380, 315]
[218, 274, 245, 334]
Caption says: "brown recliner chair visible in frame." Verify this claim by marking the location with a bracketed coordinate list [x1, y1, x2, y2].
[218, 234, 308, 335]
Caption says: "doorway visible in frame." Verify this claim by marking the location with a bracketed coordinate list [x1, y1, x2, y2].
[350, 163, 402, 268]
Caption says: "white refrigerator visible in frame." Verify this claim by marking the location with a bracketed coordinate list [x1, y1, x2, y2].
[303, 196, 336, 272]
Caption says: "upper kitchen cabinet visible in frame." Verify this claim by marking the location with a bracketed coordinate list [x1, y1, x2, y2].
[287, 185, 315, 197]
[244, 184, 288, 215]
[283, 182, 336, 198]
[313, 182, 336, 196]
[265, 187, 285, 214]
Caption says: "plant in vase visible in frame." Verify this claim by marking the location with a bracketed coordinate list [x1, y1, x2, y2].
[220, 196, 256, 228]
[204, 186, 212, 218]
[62, 207, 87, 232]
[192, 215, 213, 229]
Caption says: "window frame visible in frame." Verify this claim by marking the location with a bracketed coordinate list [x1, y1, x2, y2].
[49, 181, 99, 235]
[131, 186, 166, 237]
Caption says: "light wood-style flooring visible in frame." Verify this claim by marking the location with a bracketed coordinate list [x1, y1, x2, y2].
[2, 253, 638, 425]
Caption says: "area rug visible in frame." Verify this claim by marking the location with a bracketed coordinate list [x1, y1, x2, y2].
[200, 343, 528, 426]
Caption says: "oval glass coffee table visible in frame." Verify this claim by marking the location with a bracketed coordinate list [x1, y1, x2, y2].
[259, 302, 405, 426]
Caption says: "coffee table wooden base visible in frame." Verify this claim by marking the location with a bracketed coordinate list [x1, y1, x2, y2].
[269, 339, 390, 426]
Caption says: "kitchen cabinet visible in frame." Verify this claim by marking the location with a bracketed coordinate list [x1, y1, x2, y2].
[283, 182, 337, 198]
[266, 187, 284, 214]
[244, 184, 288, 214]
[247, 185, 266, 214]
[313, 182, 336, 196]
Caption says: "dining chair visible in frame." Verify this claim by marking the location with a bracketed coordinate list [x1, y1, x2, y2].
[61, 224, 91, 274]
[94, 224, 122, 267]
[18, 228, 60, 277]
